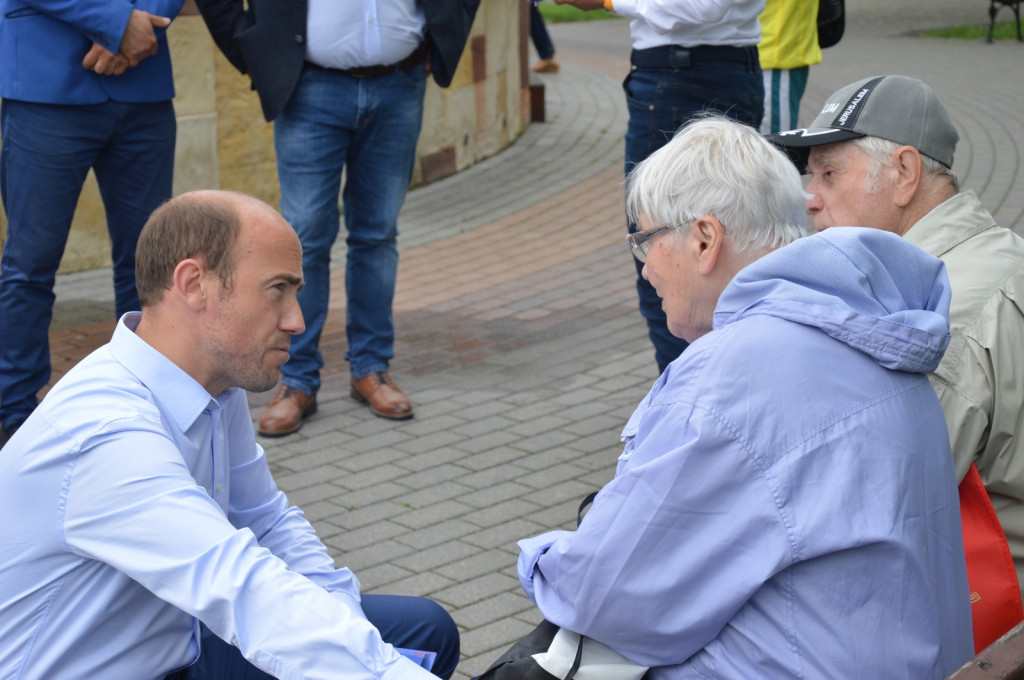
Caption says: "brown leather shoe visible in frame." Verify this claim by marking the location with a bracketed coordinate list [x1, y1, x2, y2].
[350, 372, 414, 420]
[258, 385, 317, 436]
[532, 58, 559, 73]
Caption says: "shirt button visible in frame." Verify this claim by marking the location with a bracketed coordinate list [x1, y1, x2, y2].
[295, 34, 304, 44]
[216, 483, 223, 493]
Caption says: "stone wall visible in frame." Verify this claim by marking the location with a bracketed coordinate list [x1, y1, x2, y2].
[0, 0, 528, 275]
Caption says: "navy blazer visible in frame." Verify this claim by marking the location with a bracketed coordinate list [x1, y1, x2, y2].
[194, 0, 481, 122]
[0, 0, 182, 104]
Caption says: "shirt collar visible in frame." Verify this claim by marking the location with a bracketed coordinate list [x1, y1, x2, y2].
[108, 312, 221, 433]
[903, 190, 996, 257]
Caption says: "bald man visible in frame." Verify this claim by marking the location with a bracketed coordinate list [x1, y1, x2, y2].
[0, 191, 459, 680]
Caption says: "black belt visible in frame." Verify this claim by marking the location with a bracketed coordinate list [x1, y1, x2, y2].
[307, 43, 427, 79]
[630, 44, 758, 70]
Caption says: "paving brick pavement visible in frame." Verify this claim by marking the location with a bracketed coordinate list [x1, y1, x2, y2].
[35, 3, 1024, 677]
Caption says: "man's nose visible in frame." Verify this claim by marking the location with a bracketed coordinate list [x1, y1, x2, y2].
[283, 297, 305, 335]
[806, 192, 823, 215]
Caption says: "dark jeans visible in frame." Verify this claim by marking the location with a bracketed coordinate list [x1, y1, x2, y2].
[166, 594, 460, 679]
[623, 45, 763, 373]
[530, 5, 556, 60]
[0, 98, 175, 428]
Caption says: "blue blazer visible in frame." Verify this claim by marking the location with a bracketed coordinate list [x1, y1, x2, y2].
[194, 0, 481, 121]
[0, 0, 182, 104]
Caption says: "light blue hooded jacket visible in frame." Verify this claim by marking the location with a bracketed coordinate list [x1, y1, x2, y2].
[518, 228, 973, 679]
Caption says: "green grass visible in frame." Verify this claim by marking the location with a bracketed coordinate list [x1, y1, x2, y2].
[535, 3, 622, 23]
[920, 20, 1022, 40]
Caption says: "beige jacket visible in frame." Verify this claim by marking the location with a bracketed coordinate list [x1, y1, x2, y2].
[905, 190, 1024, 598]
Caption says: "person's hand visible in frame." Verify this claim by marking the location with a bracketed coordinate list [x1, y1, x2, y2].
[119, 9, 172, 66]
[81, 43, 131, 76]
[554, 0, 606, 10]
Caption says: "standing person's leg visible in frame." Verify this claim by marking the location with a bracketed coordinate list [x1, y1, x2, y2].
[530, 5, 559, 72]
[761, 68, 783, 134]
[624, 67, 691, 374]
[623, 48, 763, 373]
[782, 65, 809, 132]
[0, 100, 107, 434]
[760, 67, 808, 134]
[343, 64, 426, 420]
[260, 66, 352, 436]
[93, 100, 176, 317]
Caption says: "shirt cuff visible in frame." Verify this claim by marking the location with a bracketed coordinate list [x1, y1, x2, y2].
[380, 655, 439, 680]
[517, 530, 574, 603]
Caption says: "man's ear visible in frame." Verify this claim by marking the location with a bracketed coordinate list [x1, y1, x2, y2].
[171, 258, 210, 311]
[891, 146, 923, 208]
[692, 216, 726, 276]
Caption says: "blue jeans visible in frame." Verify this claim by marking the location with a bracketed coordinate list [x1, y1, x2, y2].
[274, 63, 426, 393]
[623, 46, 763, 373]
[0, 99, 175, 428]
[170, 594, 460, 679]
[530, 5, 556, 60]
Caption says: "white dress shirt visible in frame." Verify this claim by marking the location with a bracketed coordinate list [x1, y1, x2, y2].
[306, 0, 426, 69]
[610, 0, 764, 49]
[0, 313, 435, 680]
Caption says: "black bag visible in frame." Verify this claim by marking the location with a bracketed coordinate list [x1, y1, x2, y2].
[472, 620, 651, 680]
[473, 493, 649, 680]
[817, 0, 845, 48]
[472, 620, 583, 680]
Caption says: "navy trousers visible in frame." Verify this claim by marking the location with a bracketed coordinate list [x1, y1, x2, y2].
[530, 5, 556, 60]
[167, 594, 460, 679]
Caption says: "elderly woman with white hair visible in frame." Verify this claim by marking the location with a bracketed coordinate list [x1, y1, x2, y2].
[514, 117, 973, 679]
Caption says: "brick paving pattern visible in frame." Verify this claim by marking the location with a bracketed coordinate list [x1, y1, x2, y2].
[37, 2, 1024, 676]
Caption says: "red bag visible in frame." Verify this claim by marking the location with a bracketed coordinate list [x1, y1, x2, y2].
[959, 462, 1024, 652]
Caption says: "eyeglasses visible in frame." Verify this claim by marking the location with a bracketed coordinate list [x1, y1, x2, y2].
[625, 225, 675, 263]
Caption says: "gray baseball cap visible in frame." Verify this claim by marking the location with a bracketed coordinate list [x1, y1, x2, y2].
[767, 75, 960, 172]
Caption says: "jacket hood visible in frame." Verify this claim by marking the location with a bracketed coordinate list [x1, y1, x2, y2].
[713, 227, 951, 374]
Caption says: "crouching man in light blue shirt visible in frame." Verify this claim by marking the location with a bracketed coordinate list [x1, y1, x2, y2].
[515, 117, 973, 679]
[0, 191, 458, 680]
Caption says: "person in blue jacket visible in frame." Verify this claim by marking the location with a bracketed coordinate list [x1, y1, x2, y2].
[516, 117, 973, 678]
[0, 0, 182, 446]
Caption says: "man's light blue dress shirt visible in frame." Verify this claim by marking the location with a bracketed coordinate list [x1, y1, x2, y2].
[0, 313, 435, 680]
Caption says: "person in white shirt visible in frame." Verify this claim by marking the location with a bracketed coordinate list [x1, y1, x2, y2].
[0, 190, 459, 680]
[553, 0, 765, 373]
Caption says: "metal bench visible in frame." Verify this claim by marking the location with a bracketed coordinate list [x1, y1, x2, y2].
[987, 0, 1023, 42]
[948, 621, 1024, 679]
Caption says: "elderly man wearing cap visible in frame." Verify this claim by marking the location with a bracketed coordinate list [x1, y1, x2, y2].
[770, 75, 1024, 602]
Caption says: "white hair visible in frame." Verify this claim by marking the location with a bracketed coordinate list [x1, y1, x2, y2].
[625, 115, 808, 255]
[851, 136, 960, 193]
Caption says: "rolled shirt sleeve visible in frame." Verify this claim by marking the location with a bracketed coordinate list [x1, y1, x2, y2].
[605, 0, 735, 30]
